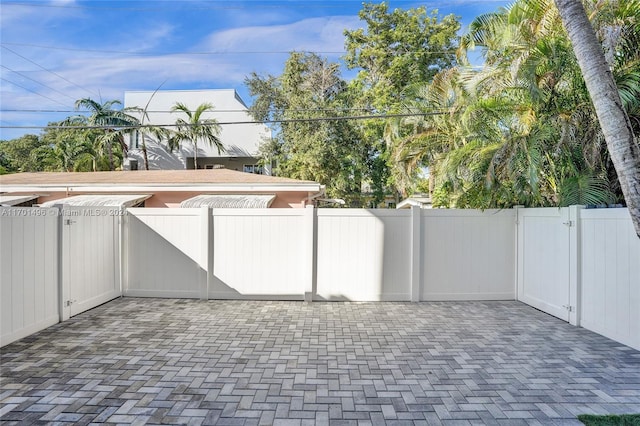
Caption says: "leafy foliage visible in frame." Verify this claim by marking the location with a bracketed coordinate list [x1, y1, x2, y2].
[387, 0, 638, 208]
[343, 2, 461, 202]
[246, 52, 366, 205]
[577, 413, 640, 426]
[0, 134, 47, 173]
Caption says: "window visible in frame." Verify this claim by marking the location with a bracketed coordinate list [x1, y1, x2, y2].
[131, 130, 139, 149]
[243, 164, 263, 174]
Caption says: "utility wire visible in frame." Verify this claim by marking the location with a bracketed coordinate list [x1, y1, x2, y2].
[0, 77, 71, 108]
[0, 64, 78, 102]
[1, 46, 99, 99]
[0, 111, 449, 129]
[0, 42, 460, 56]
[1, 107, 380, 114]
[2, 1, 503, 10]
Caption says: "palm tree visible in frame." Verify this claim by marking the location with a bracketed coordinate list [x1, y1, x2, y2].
[554, 0, 640, 237]
[169, 102, 223, 169]
[70, 98, 140, 171]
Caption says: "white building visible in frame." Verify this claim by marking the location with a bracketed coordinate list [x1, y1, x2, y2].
[124, 89, 271, 173]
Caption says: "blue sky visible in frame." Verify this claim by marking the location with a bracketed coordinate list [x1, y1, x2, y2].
[0, 0, 510, 140]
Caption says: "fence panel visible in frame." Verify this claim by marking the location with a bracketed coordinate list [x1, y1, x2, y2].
[580, 208, 640, 350]
[61, 207, 122, 317]
[316, 209, 412, 301]
[126, 208, 203, 298]
[211, 209, 308, 299]
[517, 208, 571, 321]
[421, 209, 516, 300]
[0, 208, 59, 346]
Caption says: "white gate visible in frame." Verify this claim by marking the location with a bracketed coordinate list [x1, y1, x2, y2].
[516, 207, 571, 321]
[61, 207, 122, 318]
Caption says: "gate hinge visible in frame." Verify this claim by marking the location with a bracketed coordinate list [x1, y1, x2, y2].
[562, 220, 574, 227]
[562, 304, 574, 312]
[65, 299, 77, 307]
[64, 219, 76, 225]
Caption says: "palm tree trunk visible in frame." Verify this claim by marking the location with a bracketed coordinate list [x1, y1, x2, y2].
[141, 133, 150, 170]
[108, 142, 114, 171]
[193, 143, 198, 169]
[554, 0, 640, 238]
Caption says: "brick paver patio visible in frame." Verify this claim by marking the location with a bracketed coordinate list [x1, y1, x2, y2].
[1, 298, 639, 425]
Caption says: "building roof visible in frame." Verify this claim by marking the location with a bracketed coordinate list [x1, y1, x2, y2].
[39, 194, 152, 208]
[0, 194, 39, 206]
[180, 194, 275, 208]
[0, 170, 322, 193]
[397, 196, 433, 209]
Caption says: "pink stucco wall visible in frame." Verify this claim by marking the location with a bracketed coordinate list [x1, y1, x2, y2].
[22, 190, 308, 208]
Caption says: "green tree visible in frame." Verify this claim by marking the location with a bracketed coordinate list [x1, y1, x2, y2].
[0, 134, 45, 172]
[246, 52, 366, 205]
[389, 0, 636, 209]
[343, 2, 461, 203]
[66, 98, 139, 171]
[40, 124, 107, 172]
[169, 102, 223, 170]
[344, 2, 460, 111]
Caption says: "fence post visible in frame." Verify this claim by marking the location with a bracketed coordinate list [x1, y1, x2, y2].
[410, 205, 422, 302]
[200, 206, 212, 300]
[568, 205, 583, 326]
[119, 209, 128, 297]
[513, 205, 523, 301]
[55, 204, 70, 322]
[303, 205, 316, 302]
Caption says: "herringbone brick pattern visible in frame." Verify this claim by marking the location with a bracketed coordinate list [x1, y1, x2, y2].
[1, 299, 639, 425]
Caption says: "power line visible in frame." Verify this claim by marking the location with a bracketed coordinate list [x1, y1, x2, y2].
[2, 1, 500, 11]
[0, 107, 378, 114]
[0, 77, 71, 108]
[0, 65, 78, 103]
[1, 46, 99, 99]
[0, 110, 449, 130]
[0, 42, 458, 56]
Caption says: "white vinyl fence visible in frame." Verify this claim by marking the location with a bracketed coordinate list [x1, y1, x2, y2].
[126, 209, 203, 298]
[579, 208, 640, 350]
[0, 208, 59, 347]
[211, 208, 312, 300]
[1, 206, 122, 346]
[421, 209, 515, 301]
[61, 207, 122, 319]
[1, 205, 638, 350]
[316, 209, 413, 301]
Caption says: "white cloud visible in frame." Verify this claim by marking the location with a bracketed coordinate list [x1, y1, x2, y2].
[202, 16, 361, 56]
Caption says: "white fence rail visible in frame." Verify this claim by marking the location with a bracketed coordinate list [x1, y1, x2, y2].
[1, 205, 638, 350]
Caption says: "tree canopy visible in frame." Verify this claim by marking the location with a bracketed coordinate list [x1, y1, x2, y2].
[246, 52, 366, 205]
[387, 0, 640, 210]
